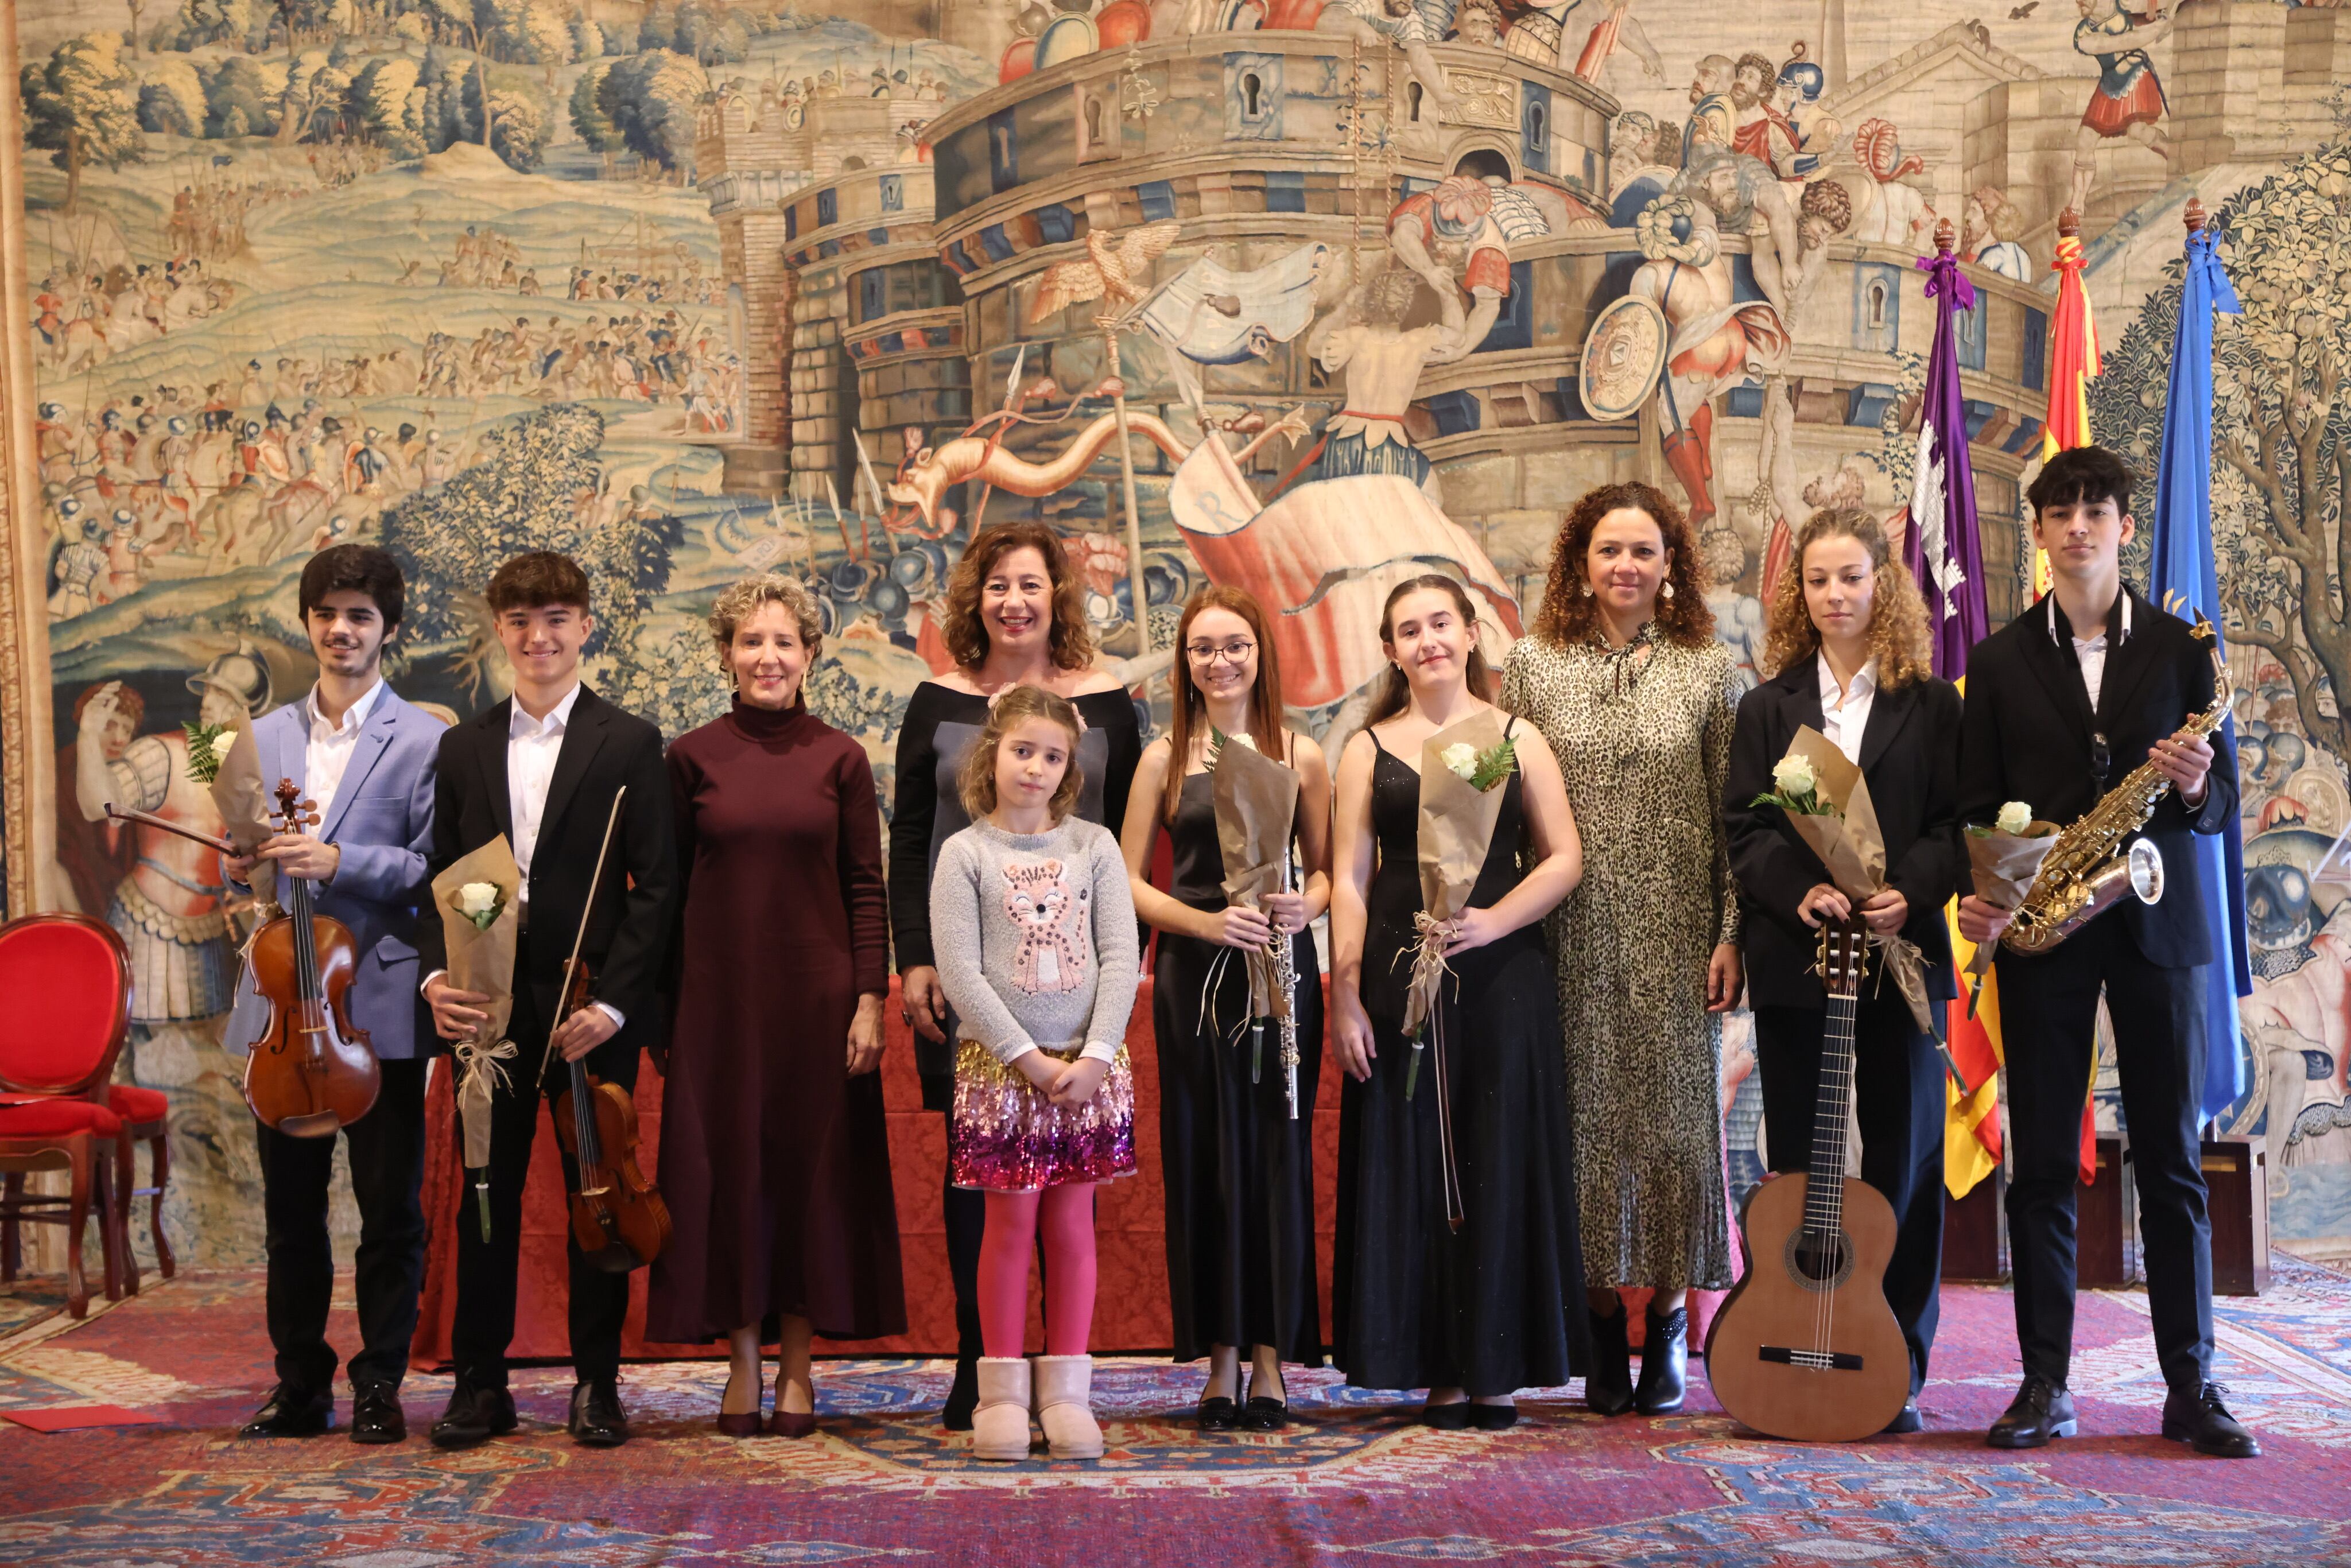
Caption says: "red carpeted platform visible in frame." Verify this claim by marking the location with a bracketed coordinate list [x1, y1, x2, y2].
[412, 976, 1722, 1363]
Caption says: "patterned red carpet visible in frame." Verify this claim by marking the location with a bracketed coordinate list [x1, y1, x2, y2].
[1, 1260, 2348, 1566]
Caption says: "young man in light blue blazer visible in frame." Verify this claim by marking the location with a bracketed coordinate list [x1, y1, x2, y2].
[224, 545, 444, 1445]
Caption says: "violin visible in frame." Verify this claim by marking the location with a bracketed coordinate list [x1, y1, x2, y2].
[243, 779, 380, 1138]
[545, 788, 670, 1273]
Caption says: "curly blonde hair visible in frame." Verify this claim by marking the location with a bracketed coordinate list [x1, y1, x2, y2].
[1758, 507, 1934, 689]
[1531, 482, 1717, 649]
[940, 522, 1095, 674]
[708, 572, 824, 665]
[957, 684, 1086, 823]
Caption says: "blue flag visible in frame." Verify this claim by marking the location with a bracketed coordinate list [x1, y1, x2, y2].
[2147, 222, 2250, 1125]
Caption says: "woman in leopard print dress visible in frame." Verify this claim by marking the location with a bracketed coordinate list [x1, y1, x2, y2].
[1500, 482, 1744, 1418]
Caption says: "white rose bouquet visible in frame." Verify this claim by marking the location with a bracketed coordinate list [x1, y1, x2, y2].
[1402, 708, 1520, 1232]
[1751, 750, 1838, 818]
[183, 723, 238, 786]
[431, 837, 525, 1241]
[1960, 799, 2062, 998]
[1755, 726, 1940, 1041]
[454, 880, 507, 931]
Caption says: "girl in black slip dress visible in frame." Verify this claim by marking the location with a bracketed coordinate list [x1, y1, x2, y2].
[1152, 770, 1325, 1383]
[1333, 720, 1589, 1404]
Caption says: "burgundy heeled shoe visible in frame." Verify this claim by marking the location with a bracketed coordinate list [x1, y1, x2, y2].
[717, 1368, 765, 1438]
[771, 1375, 818, 1438]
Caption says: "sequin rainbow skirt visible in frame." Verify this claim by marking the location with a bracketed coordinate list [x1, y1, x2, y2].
[950, 1041, 1136, 1193]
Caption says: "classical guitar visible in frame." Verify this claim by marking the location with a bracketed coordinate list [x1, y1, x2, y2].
[1704, 918, 1912, 1441]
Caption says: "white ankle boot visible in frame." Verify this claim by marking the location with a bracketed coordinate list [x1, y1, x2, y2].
[972, 1357, 1034, 1461]
[1031, 1354, 1104, 1460]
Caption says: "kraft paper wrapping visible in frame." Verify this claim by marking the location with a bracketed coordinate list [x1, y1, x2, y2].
[1775, 725, 1937, 1037]
[1404, 708, 1511, 1041]
[1211, 735, 1302, 1022]
[1960, 821, 2062, 985]
[209, 725, 281, 910]
[431, 836, 523, 1170]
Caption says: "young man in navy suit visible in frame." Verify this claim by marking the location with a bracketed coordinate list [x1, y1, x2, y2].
[227, 545, 443, 1444]
[1957, 446, 2257, 1458]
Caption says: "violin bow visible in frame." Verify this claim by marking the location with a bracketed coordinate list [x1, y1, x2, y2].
[103, 802, 236, 856]
[536, 785, 629, 1092]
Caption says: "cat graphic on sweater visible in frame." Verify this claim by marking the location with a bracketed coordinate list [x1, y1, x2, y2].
[1000, 859, 1089, 994]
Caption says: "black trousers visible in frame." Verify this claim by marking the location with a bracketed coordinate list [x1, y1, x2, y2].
[256, 1055, 429, 1394]
[450, 987, 638, 1388]
[1995, 917, 2213, 1392]
[1753, 998, 1946, 1395]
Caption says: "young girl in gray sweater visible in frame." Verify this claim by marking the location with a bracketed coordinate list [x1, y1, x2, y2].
[930, 685, 1139, 1462]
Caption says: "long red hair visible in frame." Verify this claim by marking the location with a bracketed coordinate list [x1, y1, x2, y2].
[1162, 586, 1289, 821]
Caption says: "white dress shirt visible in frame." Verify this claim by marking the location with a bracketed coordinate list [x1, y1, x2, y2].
[426, 682, 623, 1030]
[1818, 653, 1877, 766]
[2049, 588, 2132, 711]
[508, 682, 582, 901]
[301, 678, 385, 833]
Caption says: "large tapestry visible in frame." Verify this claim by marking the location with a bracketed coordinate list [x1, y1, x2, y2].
[5, 0, 2348, 1268]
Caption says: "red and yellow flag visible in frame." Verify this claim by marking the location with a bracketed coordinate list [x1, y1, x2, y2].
[1945, 914, 2007, 1196]
[2034, 222, 2102, 597]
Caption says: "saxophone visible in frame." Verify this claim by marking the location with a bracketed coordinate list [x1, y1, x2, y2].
[2003, 616, 2229, 954]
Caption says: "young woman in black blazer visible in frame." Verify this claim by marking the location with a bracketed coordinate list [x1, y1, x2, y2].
[1722, 506, 1963, 1435]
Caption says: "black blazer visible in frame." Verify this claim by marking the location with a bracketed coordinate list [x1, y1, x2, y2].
[417, 685, 678, 1049]
[1957, 585, 2236, 969]
[1725, 658, 1964, 1011]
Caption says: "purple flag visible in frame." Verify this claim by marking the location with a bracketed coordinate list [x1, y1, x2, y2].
[1907, 247, 1991, 678]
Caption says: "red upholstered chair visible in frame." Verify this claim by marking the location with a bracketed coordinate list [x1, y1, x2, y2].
[108, 1082, 172, 1291]
[0, 914, 133, 1318]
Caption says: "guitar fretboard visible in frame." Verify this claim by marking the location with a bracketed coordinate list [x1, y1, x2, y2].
[1802, 975, 1860, 1243]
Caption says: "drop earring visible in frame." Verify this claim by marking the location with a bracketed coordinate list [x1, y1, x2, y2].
[1580, 581, 1595, 598]
[1661, 580, 1675, 600]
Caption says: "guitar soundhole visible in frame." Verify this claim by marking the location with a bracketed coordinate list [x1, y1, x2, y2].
[1784, 1226, 1855, 1291]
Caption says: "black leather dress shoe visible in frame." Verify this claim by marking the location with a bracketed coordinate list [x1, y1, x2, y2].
[1585, 1305, 1636, 1416]
[239, 1384, 332, 1438]
[1197, 1395, 1239, 1431]
[1987, 1376, 2076, 1449]
[569, 1379, 630, 1448]
[350, 1384, 406, 1445]
[429, 1378, 518, 1449]
[2163, 1382, 2261, 1458]
[1880, 1403, 1923, 1435]
[1634, 1305, 1689, 1415]
[1468, 1401, 1518, 1431]
[1421, 1400, 1471, 1430]
[1242, 1396, 1289, 1432]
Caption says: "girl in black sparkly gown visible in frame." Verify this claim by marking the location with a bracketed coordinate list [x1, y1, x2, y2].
[1328, 576, 1590, 1428]
[1120, 588, 1331, 1432]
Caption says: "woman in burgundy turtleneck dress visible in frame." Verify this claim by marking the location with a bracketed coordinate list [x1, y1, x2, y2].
[649, 573, 904, 1437]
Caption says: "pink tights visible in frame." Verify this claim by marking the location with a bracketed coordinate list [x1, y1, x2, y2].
[979, 1185, 1096, 1358]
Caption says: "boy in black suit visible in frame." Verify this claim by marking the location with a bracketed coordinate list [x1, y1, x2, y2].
[419, 552, 677, 1449]
[1957, 447, 2256, 1458]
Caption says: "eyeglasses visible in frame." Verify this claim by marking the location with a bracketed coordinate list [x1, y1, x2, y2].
[1184, 639, 1256, 665]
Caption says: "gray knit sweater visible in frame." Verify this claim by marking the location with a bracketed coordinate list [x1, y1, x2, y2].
[930, 815, 1140, 1066]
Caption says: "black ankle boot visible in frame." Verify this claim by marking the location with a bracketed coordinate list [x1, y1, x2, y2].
[1585, 1304, 1636, 1416]
[942, 1299, 982, 1431]
[1634, 1304, 1688, 1415]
